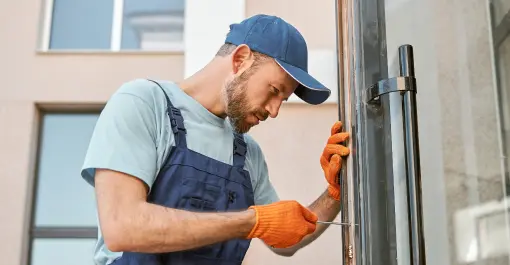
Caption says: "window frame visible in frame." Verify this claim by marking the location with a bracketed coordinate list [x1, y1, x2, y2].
[26, 108, 102, 265]
[39, 0, 185, 52]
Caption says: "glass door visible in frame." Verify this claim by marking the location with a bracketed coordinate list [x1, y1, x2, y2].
[336, 0, 510, 264]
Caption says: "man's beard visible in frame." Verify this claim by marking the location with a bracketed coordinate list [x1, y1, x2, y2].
[223, 71, 266, 134]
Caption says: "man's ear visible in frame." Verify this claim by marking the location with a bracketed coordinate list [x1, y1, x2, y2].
[231, 44, 255, 75]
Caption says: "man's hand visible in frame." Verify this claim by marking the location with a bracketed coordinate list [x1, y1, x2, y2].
[320, 121, 350, 200]
[246, 200, 318, 248]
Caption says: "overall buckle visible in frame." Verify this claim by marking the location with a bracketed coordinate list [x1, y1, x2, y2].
[168, 107, 186, 134]
[233, 137, 247, 156]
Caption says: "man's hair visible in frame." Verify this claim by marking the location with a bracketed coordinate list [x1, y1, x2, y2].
[216, 43, 271, 70]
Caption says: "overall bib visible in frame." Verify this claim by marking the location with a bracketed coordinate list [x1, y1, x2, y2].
[111, 80, 255, 265]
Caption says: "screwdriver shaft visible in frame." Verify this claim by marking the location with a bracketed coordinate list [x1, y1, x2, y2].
[317, 220, 358, 226]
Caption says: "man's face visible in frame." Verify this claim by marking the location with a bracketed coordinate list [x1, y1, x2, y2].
[224, 58, 297, 134]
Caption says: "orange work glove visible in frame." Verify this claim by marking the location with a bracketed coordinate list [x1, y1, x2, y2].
[246, 200, 318, 248]
[320, 121, 350, 200]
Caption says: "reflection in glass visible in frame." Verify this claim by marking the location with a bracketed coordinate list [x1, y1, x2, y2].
[493, 0, 510, 198]
[31, 238, 97, 265]
[490, 1, 510, 263]
[33, 114, 99, 227]
[121, 0, 185, 50]
[454, 199, 510, 263]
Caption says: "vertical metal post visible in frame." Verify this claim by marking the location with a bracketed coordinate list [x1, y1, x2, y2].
[335, 0, 363, 263]
[399, 45, 426, 265]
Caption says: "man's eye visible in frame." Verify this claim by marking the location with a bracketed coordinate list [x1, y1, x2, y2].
[271, 87, 280, 94]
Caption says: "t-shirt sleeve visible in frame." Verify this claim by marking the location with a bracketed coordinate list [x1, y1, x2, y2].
[81, 79, 159, 190]
[253, 157, 280, 205]
[246, 136, 280, 205]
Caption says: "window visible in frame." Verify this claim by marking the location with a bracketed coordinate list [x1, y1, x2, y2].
[29, 113, 100, 265]
[41, 0, 185, 51]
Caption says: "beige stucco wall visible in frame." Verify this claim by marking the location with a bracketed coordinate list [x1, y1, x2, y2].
[244, 1, 341, 263]
[0, 0, 340, 264]
[242, 105, 341, 265]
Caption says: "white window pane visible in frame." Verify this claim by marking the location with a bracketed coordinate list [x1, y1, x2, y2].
[50, 0, 113, 49]
[121, 0, 185, 50]
[31, 238, 97, 265]
[34, 114, 99, 227]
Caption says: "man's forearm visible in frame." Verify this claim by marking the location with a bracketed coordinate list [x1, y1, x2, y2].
[271, 189, 340, 256]
[309, 189, 341, 223]
[103, 202, 256, 253]
[296, 189, 340, 244]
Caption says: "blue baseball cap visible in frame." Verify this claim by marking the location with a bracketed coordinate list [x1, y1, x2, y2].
[225, 14, 331, 105]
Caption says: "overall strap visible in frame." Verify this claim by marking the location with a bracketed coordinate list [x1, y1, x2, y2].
[147, 79, 187, 148]
[233, 133, 247, 168]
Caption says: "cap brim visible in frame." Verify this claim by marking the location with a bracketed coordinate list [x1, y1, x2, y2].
[275, 59, 331, 105]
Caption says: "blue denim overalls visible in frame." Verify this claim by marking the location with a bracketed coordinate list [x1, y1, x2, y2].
[111, 80, 255, 265]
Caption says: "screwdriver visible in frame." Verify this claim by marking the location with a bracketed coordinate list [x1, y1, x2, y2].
[316, 220, 358, 226]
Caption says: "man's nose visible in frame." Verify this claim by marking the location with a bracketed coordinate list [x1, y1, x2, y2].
[265, 99, 282, 119]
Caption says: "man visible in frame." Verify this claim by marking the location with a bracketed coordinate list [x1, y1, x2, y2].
[81, 14, 350, 265]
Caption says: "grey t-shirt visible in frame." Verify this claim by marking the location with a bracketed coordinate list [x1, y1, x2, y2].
[81, 79, 279, 265]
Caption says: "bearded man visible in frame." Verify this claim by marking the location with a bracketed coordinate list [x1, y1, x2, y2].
[81, 14, 350, 265]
